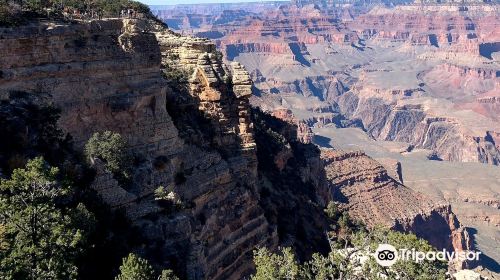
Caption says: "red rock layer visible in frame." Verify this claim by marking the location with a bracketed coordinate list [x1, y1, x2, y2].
[321, 149, 473, 254]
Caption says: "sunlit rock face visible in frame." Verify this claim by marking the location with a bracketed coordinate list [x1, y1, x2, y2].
[0, 17, 347, 279]
[155, 1, 500, 166]
[320, 150, 473, 256]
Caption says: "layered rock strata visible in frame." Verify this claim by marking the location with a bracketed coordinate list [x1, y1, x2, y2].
[156, 2, 500, 165]
[0, 19, 275, 280]
[0, 14, 486, 278]
[155, 1, 500, 272]
[271, 107, 314, 144]
[320, 149, 472, 255]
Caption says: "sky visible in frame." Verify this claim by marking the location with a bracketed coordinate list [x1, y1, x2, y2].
[140, 0, 287, 5]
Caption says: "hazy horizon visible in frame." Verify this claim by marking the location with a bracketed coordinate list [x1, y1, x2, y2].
[141, 0, 287, 5]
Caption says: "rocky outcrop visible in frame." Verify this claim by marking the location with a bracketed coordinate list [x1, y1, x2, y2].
[154, 1, 500, 271]
[1, 9, 492, 278]
[0, 17, 352, 279]
[320, 149, 472, 253]
[251, 109, 331, 259]
[156, 0, 500, 166]
[434, 64, 498, 80]
[0, 19, 169, 152]
[271, 107, 314, 144]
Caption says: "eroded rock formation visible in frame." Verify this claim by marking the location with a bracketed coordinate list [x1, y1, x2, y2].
[0, 19, 277, 280]
[0, 13, 487, 278]
[156, 1, 500, 166]
[320, 149, 472, 253]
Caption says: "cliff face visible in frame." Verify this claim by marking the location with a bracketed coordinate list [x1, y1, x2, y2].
[320, 149, 472, 255]
[337, 93, 500, 164]
[0, 19, 169, 153]
[0, 19, 279, 280]
[0, 17, 340, 279]
[148, 1, 500, 273]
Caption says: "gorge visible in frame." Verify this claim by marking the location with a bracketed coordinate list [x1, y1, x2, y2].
[155, 0, 500, 276]
[0, 0, 498, 278]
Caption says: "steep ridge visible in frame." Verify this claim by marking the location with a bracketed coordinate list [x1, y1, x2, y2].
[155, 0, 500, 273]
[269, 109, 474, 269]
[0, 18, 344, 279]
[337, 94, 500, 164]
[320, 149, 471, 255]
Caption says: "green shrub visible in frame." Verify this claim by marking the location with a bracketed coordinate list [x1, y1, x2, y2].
[252, 226, 448, 280]
[0, 0, 154, 26]
[162, 64, 191, 86]
[84, 131, 132, 184]
[252, 204, 447, 280]
[252, 247, 300, 280]
[115, 253, 155, 280]
[66, 0, 152, 18]
[0, 157, 94, 280]
[0, 1, 21, 27]
[324, 201, 339, 220]
[114, 253, 180, 280]
[159, 269, 180, 280]
[154, 185, 183, 211]
[23, 0, 51, 13]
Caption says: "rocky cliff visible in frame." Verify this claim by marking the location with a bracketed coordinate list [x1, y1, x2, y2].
[157, 1, 500, 166]
[0, 17, 342, 279]
[153, 1, 500, 273]
[0, 18, 279, 280]
[267, 107, 475, 267]
[320, 149, 472, 255]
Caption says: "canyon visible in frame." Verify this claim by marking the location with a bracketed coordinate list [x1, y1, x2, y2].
[156, 0, 500, 276]
[0, 11, 482, 279]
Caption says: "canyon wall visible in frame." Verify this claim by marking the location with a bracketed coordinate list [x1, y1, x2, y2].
[155, 0, 500, 272]
[0, 18, 341, 279]
[218, 3, 500, 165]
[320, 149, 472, 256]
[268, 108, 474, 264]
[336, 93, 500, 164]
[0, 13, 486, 278]
[0, 19, 278, 280]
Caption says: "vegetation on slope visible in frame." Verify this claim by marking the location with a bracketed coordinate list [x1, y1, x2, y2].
[0, 34, 454, 279]
[250, 109, 448, 279]
[0, 0, 152, 26]
[0, 157, 93, 280]
[85, 131, 132, 186]
[251, 108, 331, 259]
[0, 93, 178, 279]
[252, 202, 448, 280]
[115, 253, 179, 280]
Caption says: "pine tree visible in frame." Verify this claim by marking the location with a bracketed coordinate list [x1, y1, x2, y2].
[85, 131, 132, 184]
[0, 157, 91, 280]
[115, 253, 155, 280]
[252, 247, 300, 280]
